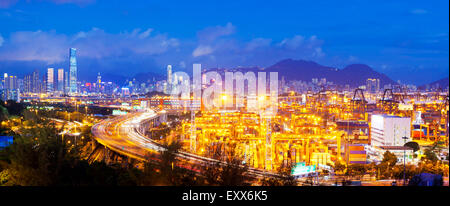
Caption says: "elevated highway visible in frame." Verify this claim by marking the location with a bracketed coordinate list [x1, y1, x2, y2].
[91, 110, 273, 178]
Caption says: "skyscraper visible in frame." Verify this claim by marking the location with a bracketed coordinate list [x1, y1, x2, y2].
[167, 65, 172, 84]
[47, 68, 54, 94]
[57, 68, 64, 93]
[2, 74, 19, 101]
[24, 74, 32, 93]
[69, 48, 78, 94]
[165, 65, 172, 94]
[64, 71, 69, 94]
[32, 69, 40, 93]
[97, 72, 102, 92]
[366, 78, 380, 93]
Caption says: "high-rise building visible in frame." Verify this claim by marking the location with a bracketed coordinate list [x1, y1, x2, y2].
[32, 69, 40, 93]
[64, 71, 69, 94]
[366, 78, 380, 93]
[57, 68, 64, 93]
[167, 65, 172, 84]
[1, 74, 19, 101]
[97, 72, 102, 93]
[371, 114, 411, 147]
[24, 74, 32, 93]
[47, 68, 54, 94]
[97, 72, 101, 85]
[69, 48, 78, 94]
[42, 75, 47, 94]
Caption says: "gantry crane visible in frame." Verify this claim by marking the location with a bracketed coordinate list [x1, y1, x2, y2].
[351, 88, 367, 117]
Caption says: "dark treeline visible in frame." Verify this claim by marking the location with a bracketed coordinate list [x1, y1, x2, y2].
[0, 102, 297, 186]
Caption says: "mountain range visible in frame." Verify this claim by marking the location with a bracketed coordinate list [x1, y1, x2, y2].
[205, 59, 397, 87]
[264, 59, 397, 87]
[418, 77, 449, 90]
[99, 59, 445, 88]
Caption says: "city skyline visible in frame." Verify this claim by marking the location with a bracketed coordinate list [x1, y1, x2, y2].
[0, 0, 448, 85]
[0, 1, 448, 189]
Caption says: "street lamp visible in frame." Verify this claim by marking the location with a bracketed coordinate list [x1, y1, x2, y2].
[402, 136, 408, 186]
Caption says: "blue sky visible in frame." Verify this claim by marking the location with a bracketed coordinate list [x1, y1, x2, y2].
[0, 0, 448, 85]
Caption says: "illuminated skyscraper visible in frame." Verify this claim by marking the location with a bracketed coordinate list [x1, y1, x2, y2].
[97, 72, 101, 85]
[97, 72, 102, 92]
[24, 74, 32, 93]
[165, 65, 172, 94]
[64, 71, 69, 94]
[57, 68, 64, 93]
[2, 74, 19, 101]
[366, 78, 380, 93]
[47, 68, 54, 94]
[32, 69, 40, 93]
[69, 48, 78, 94]
[167, 65, 172, 84]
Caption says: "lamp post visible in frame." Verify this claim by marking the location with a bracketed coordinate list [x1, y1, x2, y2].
[402, 136, 408, 186]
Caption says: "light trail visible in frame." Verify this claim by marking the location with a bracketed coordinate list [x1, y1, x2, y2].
[91, 111, 275, 178]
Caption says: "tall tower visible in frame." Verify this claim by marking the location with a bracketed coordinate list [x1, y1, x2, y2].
[57, 68, 64, 93]
[1, 74, 19, 101]
[32, 69, 40, 93]
[165, 65, 172, 94]
[47, 68, 54, 94]
[97, 72, 102, 93]
[69, 48, 78, 94]
[64, 71, 69, 94]
[97, 72, 101, 85]
[167, 65, 172, 84]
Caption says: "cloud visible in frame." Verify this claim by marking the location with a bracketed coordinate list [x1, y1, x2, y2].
[0, 0, 18, 8]
[197, 22, 235, 43]
[348, 55, 358, 62]
[0, 0, 94, 8]
[51, 0, 95, 4]
[179, 61, 186, 68]
[189, 22, 326, 68]
[245, 38, 272, 51]
[0, 23, 329, 78]
[0, 28, 179, 63]
[0, 34, 3, 47]
[278, 35, 323, 51]
[278, 35, 305, 49]
[410, 9, 428, 15]
[0, 30, 69, 63]
[312, 47, 325, 58]
[192, 45, 213, 57]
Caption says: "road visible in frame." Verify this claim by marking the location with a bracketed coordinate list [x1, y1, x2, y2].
[91, 110, 273, 178]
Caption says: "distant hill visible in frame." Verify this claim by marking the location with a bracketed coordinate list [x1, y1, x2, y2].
[98, 59, 398, 88]
[205, 59, 397, 87]
[131, 71, 163, 83]
[265, 59, 397, 87]
[101, 73, 128, 84]
[419, 77, 449, 90]
[95, 72, 163, 86]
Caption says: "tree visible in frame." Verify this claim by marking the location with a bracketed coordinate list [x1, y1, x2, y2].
[261, 161, 297, 186]
[4, 123, 82, 185]
[0, 105, 8, 122]
[404, 141, 420, 153]
[1, 101, 25, 117]
[141, 140, 203, 186]
[423, 149, 439, 162]
[376, 151, 398, 179]
[347, 164, 367, 179]
[334, 160, 346, 174]
[381, 151, 398, 167]
[203, 143, 249, 186]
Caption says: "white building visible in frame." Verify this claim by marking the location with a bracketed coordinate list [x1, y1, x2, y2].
[57, 68, 64, 93]
[371, 114, 411, 146]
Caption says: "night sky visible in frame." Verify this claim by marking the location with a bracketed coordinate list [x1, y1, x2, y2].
[0, 0, 448, 85]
